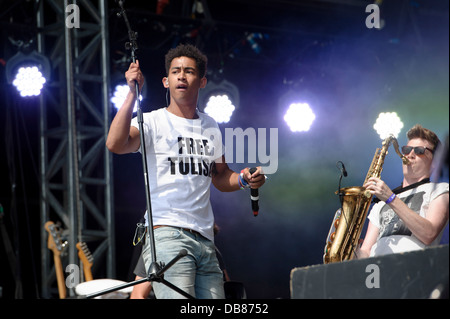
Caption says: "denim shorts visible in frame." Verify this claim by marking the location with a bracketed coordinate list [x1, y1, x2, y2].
[141, 226, 225, 299]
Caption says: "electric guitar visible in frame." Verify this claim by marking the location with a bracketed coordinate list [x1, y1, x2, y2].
[76, 242, 94, 282]
[44, 221, 67, 299]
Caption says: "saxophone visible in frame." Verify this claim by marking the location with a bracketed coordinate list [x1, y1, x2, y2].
[323, 135, 410, 264]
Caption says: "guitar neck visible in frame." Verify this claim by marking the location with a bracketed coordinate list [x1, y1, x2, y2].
[53, 253, 66, 299]
[76, 242, 94, 282]
[83, 264, 93, 282]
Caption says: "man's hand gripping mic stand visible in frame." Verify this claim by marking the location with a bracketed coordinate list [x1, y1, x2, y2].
[81, 1, 193, 299]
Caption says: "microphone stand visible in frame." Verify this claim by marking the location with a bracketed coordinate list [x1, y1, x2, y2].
[335, 161, 351, 251]
[336, 161, 346, 209]
[335, 161, 360, 258]
[82, 1, 194, 299]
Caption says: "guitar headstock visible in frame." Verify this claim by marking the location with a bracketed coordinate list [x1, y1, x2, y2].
[44, 221, 66, 256]
[76, 242, 94, 267]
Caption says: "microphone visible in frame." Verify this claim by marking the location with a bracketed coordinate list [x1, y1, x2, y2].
[337, 161, 348, 177]
[341, 163, 348, 177]
[249, 167, 259, 216]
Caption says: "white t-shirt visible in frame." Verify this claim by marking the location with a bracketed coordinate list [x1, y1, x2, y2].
[368, 182, 449, 257]
[130, 108, 224, 241]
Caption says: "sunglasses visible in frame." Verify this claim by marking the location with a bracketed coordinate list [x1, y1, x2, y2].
[401, 145, 434, 155]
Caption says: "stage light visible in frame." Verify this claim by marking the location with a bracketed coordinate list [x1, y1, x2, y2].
[373, 112, 404, 139]
[283, 102, 316, 132]
[278, 85, 318, 133]
[246, 32, 269, 54]
[6, 51, 50, 97]
[111, 83, 143, 112]
[199, 79, 239, 123]
[12, 66, 46, 97]
[204, 95, 235, 123]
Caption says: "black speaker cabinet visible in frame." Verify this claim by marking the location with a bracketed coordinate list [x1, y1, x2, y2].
[290, 244, 449, 299]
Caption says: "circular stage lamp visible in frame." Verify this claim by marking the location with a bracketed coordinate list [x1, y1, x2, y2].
[6, 51, 51, 97]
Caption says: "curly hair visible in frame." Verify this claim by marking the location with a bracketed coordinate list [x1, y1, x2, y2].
[407, 124, 441, 152]
[164, 44, 208, 78]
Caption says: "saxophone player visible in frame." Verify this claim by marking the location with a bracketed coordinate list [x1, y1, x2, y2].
[357, 124, 449, 258]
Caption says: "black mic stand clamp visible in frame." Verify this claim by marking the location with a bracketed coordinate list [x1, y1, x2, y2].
[81, 1, 193, 299]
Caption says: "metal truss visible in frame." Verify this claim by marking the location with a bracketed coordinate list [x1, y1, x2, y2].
[37, 0, 114, 298]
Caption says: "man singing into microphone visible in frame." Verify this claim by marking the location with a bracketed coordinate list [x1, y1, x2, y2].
[106, 44, 265, 299]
